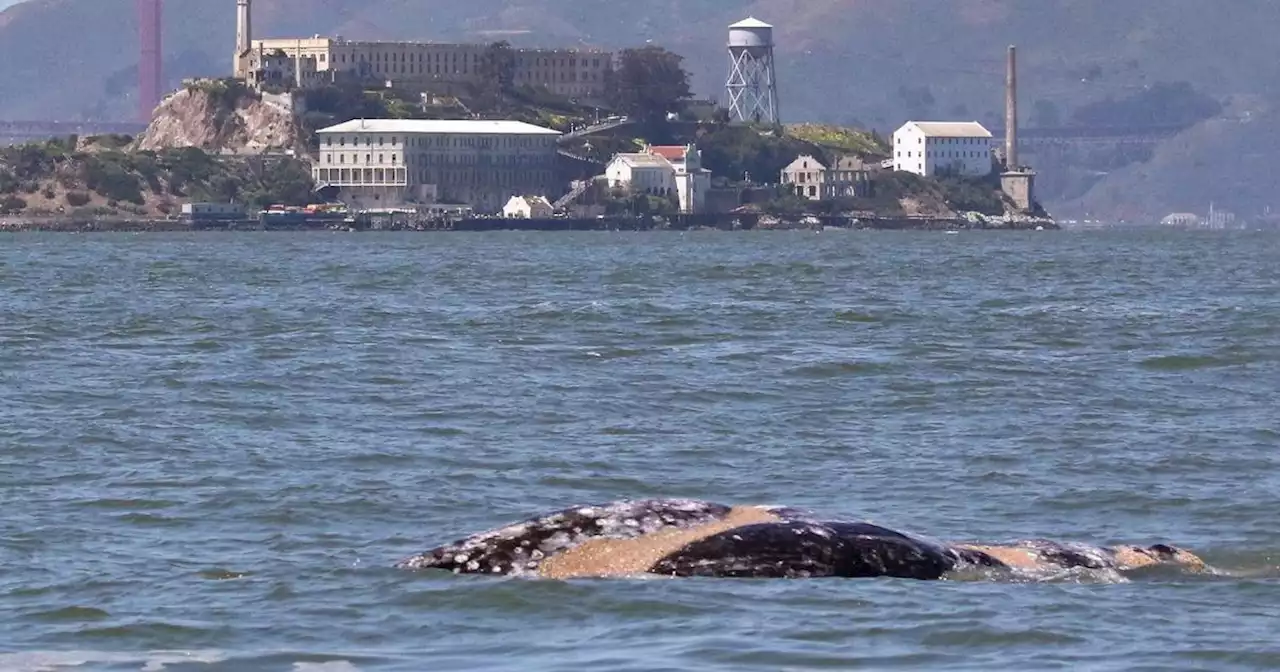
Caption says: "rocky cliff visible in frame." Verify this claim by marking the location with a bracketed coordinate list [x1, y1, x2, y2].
[134, 81, 304, 156]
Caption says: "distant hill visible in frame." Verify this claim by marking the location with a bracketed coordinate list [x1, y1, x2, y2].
[3, 0, 1280, 219]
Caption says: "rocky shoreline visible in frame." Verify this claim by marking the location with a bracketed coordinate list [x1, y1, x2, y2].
[1, 212, 1059, 233]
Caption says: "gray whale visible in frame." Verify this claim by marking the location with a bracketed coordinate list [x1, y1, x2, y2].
[396, 498, 1206, 579]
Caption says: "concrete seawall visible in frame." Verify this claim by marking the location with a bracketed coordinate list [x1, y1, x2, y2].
[447, 214, 1057, 232]
[1, 213, 1058, 233]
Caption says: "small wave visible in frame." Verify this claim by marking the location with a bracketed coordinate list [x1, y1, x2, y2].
[1139, 354, 1249, 371]
[115, 513, 187, 527]
[25, 606, 111, 623]
[0, 650, 228, 672]
[75, 621, 213, 642]
[946, 565, 1131, 585]
[786, 361, 893, 378]
[833, 311, 881, 323]
[0, 650, 378, 672]
[577, 347, 650, 361]
[197, 568, 250, 581]
[75, 498, 177, 511]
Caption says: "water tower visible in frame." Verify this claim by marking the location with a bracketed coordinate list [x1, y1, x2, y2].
[725, 17, 780, 125]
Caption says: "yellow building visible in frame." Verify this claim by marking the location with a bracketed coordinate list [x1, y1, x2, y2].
[236, 37, 613, 99]
[312, 118, 562, 213]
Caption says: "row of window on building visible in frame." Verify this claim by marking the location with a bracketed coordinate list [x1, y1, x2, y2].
[324, 135, 552, 149]
[320, 51, 603, 69]
[897, 150, 989, 159]
[792, 171, 863, 184]
[320, 153, 552, 166]
[897, 136, 988, 145]
[338, 61, 602, 82]
[315, 167, 554, 187]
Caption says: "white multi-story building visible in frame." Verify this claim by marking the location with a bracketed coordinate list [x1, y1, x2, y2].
[605, 153, 678, 201]
[312, 119, 562, 212]
[236, 37, 614, 99]
[892, 121, 994, 177]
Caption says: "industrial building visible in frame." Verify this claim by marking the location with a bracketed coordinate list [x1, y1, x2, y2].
[892, 121, 994, 177]
[312, 119, 562, 213]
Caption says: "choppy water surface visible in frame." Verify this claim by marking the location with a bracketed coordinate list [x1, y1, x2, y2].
[2, 230, 1279, 671]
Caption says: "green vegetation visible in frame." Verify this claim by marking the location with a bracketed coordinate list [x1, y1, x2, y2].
[473, 41, 517, 112]
[0, 137, 314, 216]
[604, 46, 692, 124]
[758, 170, 1008, 218]
[0, 195, 27, 214]
[185, 78, 258, 113]
[600, 187, 681, 217]
[696, 124, 829, 184]
[784, 124, 888, 158]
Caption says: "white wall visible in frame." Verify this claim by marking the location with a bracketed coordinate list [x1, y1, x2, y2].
[502, 198, 552, 218]
[606, 159, 676, 196]
[893, 126, 992, 177]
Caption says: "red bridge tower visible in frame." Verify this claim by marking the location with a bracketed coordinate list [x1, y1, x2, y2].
[137, 0, 163, 124]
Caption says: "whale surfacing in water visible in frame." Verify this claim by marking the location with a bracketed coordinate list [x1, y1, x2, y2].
[396, 499, 1207, 580]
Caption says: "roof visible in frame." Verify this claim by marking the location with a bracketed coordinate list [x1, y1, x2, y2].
[611, 153, 674, 169]
[317, 119, 561, 135]
[782, 154, 826, 172]
[507, 195, 553, 207]
[730, 17, 773, 29]
[647, 145, 688, 161]
[833, 155, 869, 170]
[897, 121, 993, 138]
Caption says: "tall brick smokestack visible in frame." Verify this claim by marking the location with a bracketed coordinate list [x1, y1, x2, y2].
[137, 0, 162, 124]
[1005, 44, 1018, 171]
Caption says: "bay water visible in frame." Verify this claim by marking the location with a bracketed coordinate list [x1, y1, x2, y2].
[2, 230, 1278, 670]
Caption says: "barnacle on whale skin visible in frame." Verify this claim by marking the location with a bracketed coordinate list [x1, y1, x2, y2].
[396, 499, 1210, 580]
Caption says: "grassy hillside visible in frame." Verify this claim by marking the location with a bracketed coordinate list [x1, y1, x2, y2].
[0, 136, 313, 218]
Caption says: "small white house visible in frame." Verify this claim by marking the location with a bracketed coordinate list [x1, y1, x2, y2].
[892, 121, 993, 177]
[502, 195, 554, 219]
[605, 153, 678, 199]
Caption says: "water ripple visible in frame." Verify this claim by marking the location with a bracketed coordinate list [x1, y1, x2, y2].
[2, 230, 1279, 670]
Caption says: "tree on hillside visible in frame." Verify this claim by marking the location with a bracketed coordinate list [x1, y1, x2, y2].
[605, 46, 692, 123]
[474, 41, 517, 112]
[696, 125, 819, 184]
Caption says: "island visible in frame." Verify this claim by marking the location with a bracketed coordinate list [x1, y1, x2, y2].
[1, 43, 1056, 233]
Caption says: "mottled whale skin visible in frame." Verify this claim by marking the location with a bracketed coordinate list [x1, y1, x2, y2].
[395, 499, 737, 576]
[396, 499, 1206, 580]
